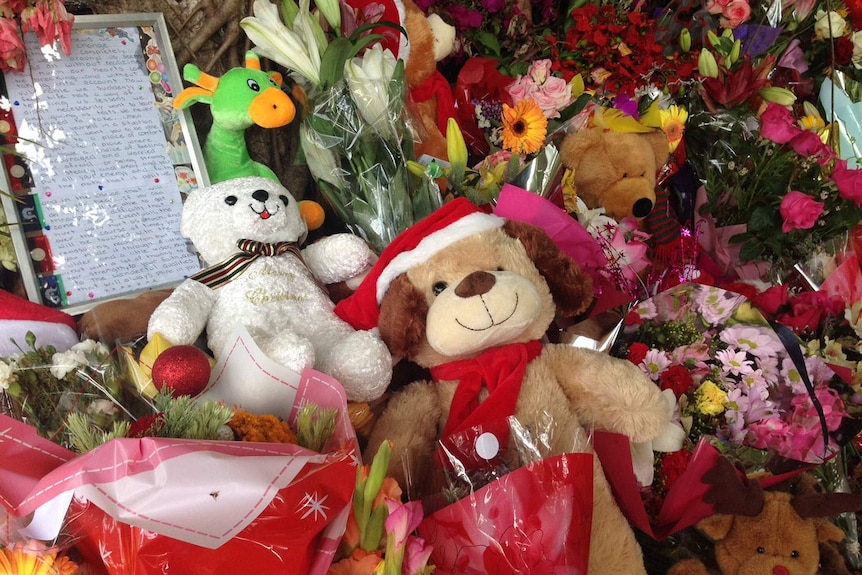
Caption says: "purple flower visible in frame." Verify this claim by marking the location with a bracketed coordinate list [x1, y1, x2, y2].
[481, 0, 504, 13]
[448, 5, 482, 28]
[613, 93, 639, 119]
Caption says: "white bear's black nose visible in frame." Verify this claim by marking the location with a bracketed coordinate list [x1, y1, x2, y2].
[633, 198, 653, 218]
[454, 271, 496, 298]
[252, 189, 269, 202]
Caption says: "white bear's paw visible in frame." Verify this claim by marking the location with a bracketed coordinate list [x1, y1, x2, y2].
[323, 331, 392, 402]
[258, 332, 316, 374]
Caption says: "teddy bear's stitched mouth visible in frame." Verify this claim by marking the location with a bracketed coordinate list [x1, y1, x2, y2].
[454, 292, 519, 331]
[249, 203, 280, 220]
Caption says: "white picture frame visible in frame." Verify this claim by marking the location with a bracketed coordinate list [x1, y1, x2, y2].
[0, 13, 208, 316]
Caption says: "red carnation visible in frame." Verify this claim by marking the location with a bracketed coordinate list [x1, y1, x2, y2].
[660, 365, 694, 399]
[628, 342, 649, 365]
[657, 449, 693, 494]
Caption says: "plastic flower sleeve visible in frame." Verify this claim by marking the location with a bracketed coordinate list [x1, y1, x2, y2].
[0, 335, 138, 449]
[412, 413, 594, 574]
[0, 349, 357, 575]
[301, 51, 420, 254]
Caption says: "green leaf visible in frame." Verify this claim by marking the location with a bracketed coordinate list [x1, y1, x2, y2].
[738, 240, 763, 262]
[319, 36, 355, 89]
[747, 207, 774, 232]
[474, 30, 501, 57]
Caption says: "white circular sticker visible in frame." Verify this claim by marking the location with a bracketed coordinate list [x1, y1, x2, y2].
[475, 432, 499, 460]
[30, 247, 46, 262]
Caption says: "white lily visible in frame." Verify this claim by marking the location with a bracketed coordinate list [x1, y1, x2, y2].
[300, 122, 347, 188]
[629, 389, 687, 487]
[344, 43, 398, 137]
[241, 0, 322, 87]
[315, 0, 341, 31]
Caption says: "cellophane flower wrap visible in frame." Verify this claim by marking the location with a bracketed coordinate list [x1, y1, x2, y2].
[0, 334, 135, 448]
[597, 282, 861, 539]
[413, 413, 594, 575]
[0, 341, 357, 575]
[301, 44, 418, 253]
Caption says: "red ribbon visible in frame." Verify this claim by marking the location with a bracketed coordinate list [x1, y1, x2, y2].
[410, 70, 457, 136]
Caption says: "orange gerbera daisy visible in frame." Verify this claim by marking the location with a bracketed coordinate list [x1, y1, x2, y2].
[501, 99, 547, 155]
[0, 543, 78, 575]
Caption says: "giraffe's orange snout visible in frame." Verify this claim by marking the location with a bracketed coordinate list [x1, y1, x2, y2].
[249, 88, 296, 129]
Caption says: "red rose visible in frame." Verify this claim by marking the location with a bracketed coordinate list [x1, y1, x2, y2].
[752, 284, 790, 317]
[628, 342, 649, 365]
[660, 365, 694, 398]
[835, 36, 855, 66]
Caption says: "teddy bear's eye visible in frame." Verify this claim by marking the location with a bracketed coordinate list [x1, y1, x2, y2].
[790, 550, 799, 559]
[756, 547, 765, 554]
[247, 79, 261, 92]
[279, 195, 290, 206]
[496, 266, 504, 272]
[640, 171, 646, 177]
[622, 172, 628, 178]
[224, 195, 238, 206]
[432, 281, 447, 295]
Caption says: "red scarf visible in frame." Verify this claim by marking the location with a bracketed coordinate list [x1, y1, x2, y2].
[409, 70, 457, 136]
[430, 341, 543, 447]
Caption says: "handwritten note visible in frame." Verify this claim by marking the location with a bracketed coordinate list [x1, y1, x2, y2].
[3, 25, 200, 309]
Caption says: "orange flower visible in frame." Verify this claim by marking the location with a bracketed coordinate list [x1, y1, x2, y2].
[501, 98, 548, 155]
[327, 549, 383, 575]
[0, 543, 78, 575]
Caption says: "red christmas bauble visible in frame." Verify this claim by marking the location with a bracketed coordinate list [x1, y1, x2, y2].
[151, 345, 211, 397]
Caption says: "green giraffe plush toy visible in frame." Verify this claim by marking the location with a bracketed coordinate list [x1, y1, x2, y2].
[174, 51, 298, 185]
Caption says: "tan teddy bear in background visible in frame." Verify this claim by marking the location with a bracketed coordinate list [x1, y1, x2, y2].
[335, 198, 671, 575]
[559, 127, 669, 220]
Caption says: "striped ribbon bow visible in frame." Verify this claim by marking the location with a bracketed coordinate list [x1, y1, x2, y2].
[190, 239, 301, 289]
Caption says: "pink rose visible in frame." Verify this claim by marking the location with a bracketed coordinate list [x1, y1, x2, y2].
[532, 76, 573, 119]
[780, 190, 824, 233]
[759, 102, 799, 144]
[721, 0, 752, 27]
[832, 158, 862, 206]
[528, 59, 553, 84]
[788, 130, 832, 158]
[22, 0, 75, 56]
[705, 0, 731, 15]
[0, 17, 25, 73]
[506, 76, 538, 106]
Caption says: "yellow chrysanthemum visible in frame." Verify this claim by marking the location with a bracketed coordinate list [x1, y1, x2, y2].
[695, 380, 728, 416]
[659, 105, 688, 153]
[501, 99, 547, 155]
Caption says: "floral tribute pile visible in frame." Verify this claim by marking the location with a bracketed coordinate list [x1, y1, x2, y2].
[3, 0, 862, 572]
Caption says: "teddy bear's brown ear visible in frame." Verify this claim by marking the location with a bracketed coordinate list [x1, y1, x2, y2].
[378, 274, 429, 360]
[642, 130, 670, 168]
[502, 220, 594, 318]
[559, 128, 601, 172]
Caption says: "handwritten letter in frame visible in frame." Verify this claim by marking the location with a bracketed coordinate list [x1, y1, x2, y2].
[0, 13, 207, 315]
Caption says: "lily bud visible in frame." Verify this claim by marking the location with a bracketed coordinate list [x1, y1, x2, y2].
[680, 28, 691, 52]
[698, 49, 719, 78]
[707, 29, 721, 48]
[760, 86, 797, 106]
[728, 39, 741, 65]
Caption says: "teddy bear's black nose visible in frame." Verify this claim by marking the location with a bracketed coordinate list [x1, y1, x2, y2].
[454, 271, 496, 298]
[632, 198, 653, 218]
[252, 189, 269, 203]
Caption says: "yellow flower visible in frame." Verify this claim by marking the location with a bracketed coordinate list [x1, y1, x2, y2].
[659, 105, 688, 153]
[0, 544, 78, 575]
[501, 98, 547, 155]
[695, 380, 728, 416]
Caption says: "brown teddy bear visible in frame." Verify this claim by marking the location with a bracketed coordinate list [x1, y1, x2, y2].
[668, 456, 862, 575]
[559, 127, 669, 221]
[334, 198, 671, 575]
[402, 0, 456, 161]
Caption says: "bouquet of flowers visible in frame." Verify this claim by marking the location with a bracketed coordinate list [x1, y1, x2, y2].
[0, 0, 75, 73]
[241, 0, 441, 253]
[0, 332, 133, 448]
[603, 282, 861, 536]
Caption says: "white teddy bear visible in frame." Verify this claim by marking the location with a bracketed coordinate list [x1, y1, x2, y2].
[147, 176, 392, 402]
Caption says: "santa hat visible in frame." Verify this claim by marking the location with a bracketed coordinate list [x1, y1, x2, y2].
[335, 198, 503, 331]
[0, 290, 79, 357]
